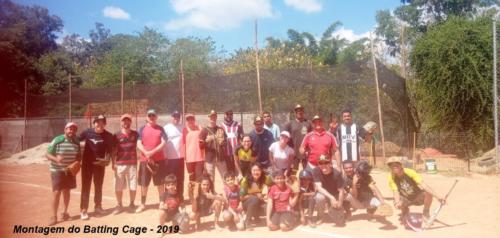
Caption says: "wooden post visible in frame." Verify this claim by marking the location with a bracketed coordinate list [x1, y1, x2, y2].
[68, 74, 72, 121]
[180, 60, 185, 124]
[23, 78, 27, 150]
[255, 19, 263, 114]
[133, 81, 137, 130]
[413, 132, 417, 166]
[370, 33, 386, 160]
[121, 65, 124, 114]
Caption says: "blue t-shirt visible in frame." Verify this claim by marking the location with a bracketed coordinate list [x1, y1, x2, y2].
[249, 129, 274, 167]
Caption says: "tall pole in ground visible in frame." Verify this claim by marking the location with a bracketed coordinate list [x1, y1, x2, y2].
[23, 78, 27, 150]
[121, 65, 124, 114]
[493, 19, 499, 171]
[68, 74, 72, 121]
[255, 19, 263, 114]
[370, 33, 386, 161]
[180, 59, 185, 124]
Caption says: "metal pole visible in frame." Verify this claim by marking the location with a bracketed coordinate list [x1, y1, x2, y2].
[370, 33, 386, 160]
[255, 19, 263, 114]
[68, 74, 72, 121]
[121, 65, 124, 114]
[23, 78, 27, 150]
[493, 19, 499, 171]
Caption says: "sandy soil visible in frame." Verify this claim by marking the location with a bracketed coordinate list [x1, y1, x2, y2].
[0, 162, 499, 238]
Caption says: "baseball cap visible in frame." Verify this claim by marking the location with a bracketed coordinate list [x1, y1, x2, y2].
[171, 110, 181, 117]
[312, 115, 322, 122]
[280, 131, 291, 138]
[318, 154, 330, 163]
[294, 104, 304, 111]
[64, 122, 77, 130]
[254, 115, 263, 123]
[208, 110, 217, 116]
[147, 109, 157, 116]
[120, 113, 132, 121]
[93, 114, 106, 123]
[185, 113, 195, 119]
[386, 156, 404, 166]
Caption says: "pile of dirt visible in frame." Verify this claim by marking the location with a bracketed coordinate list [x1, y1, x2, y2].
[0, 150, 11, 160]
[419, 147, 457, 158]
[0, 143, 50, 165]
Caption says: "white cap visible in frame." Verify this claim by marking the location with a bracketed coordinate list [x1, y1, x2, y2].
[280, 131, 291, 138]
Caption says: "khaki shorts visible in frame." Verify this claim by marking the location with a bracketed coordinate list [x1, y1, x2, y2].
[114, 164, 137, 191]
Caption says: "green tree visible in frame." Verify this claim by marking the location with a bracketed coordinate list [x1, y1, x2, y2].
[0, 0, 63, 116]
[410, 16, 494, 150]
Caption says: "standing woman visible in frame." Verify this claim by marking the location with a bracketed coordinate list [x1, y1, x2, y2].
[240, 163, 273, 229]
[268, 131, 295, 177]
[182, 114, 205, 194]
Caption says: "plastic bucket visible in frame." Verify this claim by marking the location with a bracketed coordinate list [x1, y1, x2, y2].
[425, 159, 437, 174]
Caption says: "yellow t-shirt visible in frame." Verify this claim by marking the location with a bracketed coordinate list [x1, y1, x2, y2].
[236, 147, 255, 162]
[388, 168, 422, 198]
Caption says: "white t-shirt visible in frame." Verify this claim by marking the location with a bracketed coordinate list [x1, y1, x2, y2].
[163, 123, 184, 159]
[269, 141, 295, 170]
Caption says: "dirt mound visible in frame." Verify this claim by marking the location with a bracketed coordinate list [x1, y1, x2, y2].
[0, 143, 50, 165]
[419, 147, 457, 158]
[361, 141, 401, 156]
[0, 150, 11, 160]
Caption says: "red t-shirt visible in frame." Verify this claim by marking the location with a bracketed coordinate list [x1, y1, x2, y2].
[301, 130, 337, 166]
[268, 184, 292, 212]
[138, 123, 167, 162]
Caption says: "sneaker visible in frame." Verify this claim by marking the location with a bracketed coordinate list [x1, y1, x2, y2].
[94, 207, 105, 215]
[374, 203, 393, 217]
[308, 218, 317, 228]
[80, 212, 89, 220]
[48, 216, 57, 226]
[135, 204, 146, 213]
[112, 206, 123, 215]
[61, 212, 70, 221]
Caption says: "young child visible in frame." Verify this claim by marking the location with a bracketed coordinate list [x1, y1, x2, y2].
[266, 170, 299, 231]
[234, 135, 256, 179]
[298, 170, 317, 227]
[159, 174, 189, 235]
[190, 175, 224, 231]
[221, 171, 245, 230]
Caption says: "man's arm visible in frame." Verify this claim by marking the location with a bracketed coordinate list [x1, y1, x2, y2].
[418, 182, 445, 203]
[266, 195, 274, 225]
[149, 137, 166, 156]
[369, 183, 387, 204]
[137, 139, 148, 157]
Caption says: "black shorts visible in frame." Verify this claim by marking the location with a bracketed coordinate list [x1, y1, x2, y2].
[270, 211, 298, 227]
[139, 160, 167, 187]
[51, 171, 76, 191]
[402, 192, 425, 207]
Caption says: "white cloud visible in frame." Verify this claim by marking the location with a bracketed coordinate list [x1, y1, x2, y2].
[103, 6, 130, 20]
[331, 27, 370, 43]
[165, 0, 274, 31]
[284, 0, 322, 13]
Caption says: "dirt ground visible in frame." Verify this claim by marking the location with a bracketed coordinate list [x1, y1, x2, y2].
[0, 163, 499, 238]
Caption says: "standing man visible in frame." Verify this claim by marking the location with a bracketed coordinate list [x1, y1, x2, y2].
[112, 114, 139, 215]
[335, 109, 373, 169]
[46, 122, 80, 225]
[220, 109, 243, 173]
[263, 111, 280, 141]
[163, 110, 185, 201]
[300, 115, 337, 171]
[136, 109, 168, 213]
[284, 104, 312, 175]
[79, 115, 114, 220]
[249, 115, 275, 174]
[200, 110, 228, 187]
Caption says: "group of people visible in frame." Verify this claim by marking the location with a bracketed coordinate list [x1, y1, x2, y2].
[46, 104, 447, 234]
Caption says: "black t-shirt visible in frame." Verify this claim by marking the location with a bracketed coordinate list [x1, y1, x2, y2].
[80, 128, 114, 164]
[312, 167, 344, 198]
[160, 191, 181, 213]
[343, 174, 374, 202]
[199, 125, 228, 163]
[249, 129, 274, 167]
[196, 192, 213, 213]
[284, 119, 312, 160]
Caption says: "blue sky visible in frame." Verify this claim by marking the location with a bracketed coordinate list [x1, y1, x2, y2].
[16, 0, 401, 54]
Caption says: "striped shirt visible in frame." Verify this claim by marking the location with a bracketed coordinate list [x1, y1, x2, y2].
[336, 123, 367, 162]
[47, 135, 80, 172]
[114, 130, 139, 165]
[221, 120, 243, 157]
